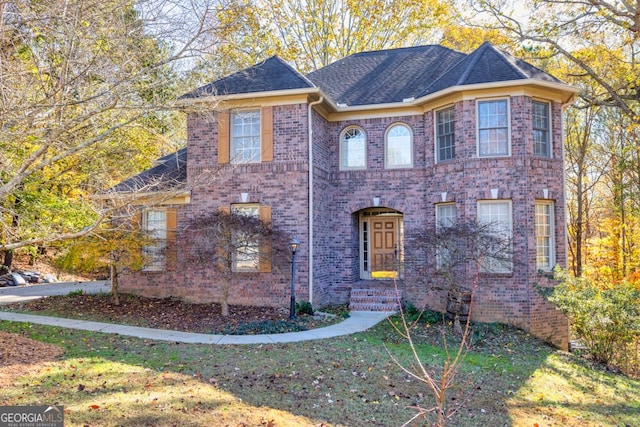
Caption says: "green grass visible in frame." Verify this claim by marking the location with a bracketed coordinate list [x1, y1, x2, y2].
[0, 319, 638, 426]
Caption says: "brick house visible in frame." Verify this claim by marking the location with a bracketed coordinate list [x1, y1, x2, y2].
[113, 42, 578, 348]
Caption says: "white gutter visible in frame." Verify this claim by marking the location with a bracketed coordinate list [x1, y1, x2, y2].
[307, 96, 323, 305]
[173, 87, 321, 108]
[325, 78, 579, 114]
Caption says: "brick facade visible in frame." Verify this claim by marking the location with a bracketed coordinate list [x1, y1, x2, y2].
[120, 93, 570, 349]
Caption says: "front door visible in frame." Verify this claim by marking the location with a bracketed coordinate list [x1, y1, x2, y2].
[370, 217, 399, 279]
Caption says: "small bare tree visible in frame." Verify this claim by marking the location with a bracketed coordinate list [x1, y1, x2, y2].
[392, 220, 513, 426]
[188, 209, 291, 316]
[406, 220, 513, 333]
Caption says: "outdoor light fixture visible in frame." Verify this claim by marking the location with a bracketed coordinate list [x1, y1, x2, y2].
[289, 238, 300, 320]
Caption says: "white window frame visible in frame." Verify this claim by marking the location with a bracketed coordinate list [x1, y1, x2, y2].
[231, 204, 260, 272]
[535, 201, 555, 271]
[142, 209, 167, 271]
[385, 123, 413, 169]
[339, 126, 367, 170]
[533, 100, 552, 158]
[231, 109, 261, 164]
[435, 106, 455, 163]
[436, 203, 457, 269]
[477, 200, 513, 273]
[477, 98, 511, 157]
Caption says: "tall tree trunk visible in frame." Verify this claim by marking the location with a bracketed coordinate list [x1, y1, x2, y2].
[575, 172, 584, 277]
[221, 277, 230, 317]
[1, 250, 13, 274]
[2, 193, 22, 273]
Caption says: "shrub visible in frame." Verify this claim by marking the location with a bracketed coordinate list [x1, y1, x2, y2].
[296, 301, 314, 316]
[541, 269, 640, 371]
[221, 320, 309, 335]
[403, 302, 442, 325]
[321, 304, 350, 318]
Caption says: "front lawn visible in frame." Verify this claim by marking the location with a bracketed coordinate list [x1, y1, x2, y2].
[0, 317, 638, 426]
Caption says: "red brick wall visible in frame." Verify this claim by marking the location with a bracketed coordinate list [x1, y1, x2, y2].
[121, 94, 569, 348]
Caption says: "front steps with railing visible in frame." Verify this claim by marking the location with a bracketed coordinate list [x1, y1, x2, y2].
[349, 288, 403, 312]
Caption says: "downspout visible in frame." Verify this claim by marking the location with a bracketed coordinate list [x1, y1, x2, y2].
[560, 97, 575, 271]
[308, 96, 323, 305]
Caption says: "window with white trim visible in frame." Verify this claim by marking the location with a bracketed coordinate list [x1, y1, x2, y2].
[477, 200, 512, 273]
[230, 204, 260, 271]
[535, 201, 555, 270]
[478, 99, 510, 157]
[143, 209, 167, 271]
[436, 203, 457, 269]
[436, 107, 455, 162]
[385, 124, 412, 168]
[231, 109, 261, 164]
[340, 127, 366, 170]
[533, 101, 551, 157]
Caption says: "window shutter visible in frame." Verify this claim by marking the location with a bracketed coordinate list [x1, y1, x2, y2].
[218, 111, 230, 164]
[165, 208, 177, 271]
[258, 205, 272, 272]
[261, 106, 273, 162]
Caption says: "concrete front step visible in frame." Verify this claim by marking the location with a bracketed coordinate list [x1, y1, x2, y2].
[349, 288, 402, 312]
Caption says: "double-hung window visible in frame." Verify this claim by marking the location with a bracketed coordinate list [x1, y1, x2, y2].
[436, 107, 455, 162]
[535, 201, 555, 270]
[231, 204, 260, 272]
[143, 209, 167, 271]
[340, 127, 366, 170]
[533, 101, 551, 157]
[436, 203, 457, 269]
[478, 99, 510, 157]
[477, 200, 512, 273]
[231, 110, 261, 164]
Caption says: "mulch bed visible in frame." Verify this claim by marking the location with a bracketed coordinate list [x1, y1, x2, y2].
[2, 293, 337, 335]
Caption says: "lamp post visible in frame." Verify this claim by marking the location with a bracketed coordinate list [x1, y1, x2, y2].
[289, 238, 300, 320]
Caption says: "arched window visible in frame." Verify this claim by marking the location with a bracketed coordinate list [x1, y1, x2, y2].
[340, 126, 366, 170]
[385, 124, 413, 168]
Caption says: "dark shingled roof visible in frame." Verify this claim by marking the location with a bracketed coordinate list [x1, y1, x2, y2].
[111, 148, 187, 192]
[306, 45, 466, 106]
[180, 56, 314, 99]
[181, 43, 563, 106]
[419, 42, 563, 97]
[115, 43, 565, 194]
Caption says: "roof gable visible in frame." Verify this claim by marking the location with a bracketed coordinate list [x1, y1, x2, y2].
[110, 148, 187, 193]
[181, 56, 314, 99]
[420, 42, 563, 97]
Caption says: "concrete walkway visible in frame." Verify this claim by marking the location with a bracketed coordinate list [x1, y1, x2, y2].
[0, 281, 392, 344]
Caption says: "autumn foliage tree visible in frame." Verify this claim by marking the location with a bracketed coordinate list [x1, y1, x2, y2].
[472, 0, 640, 282]
[55, 226, 154, 305]
[0, 0, 219, 266]
[188, 209, 291, 316]
[195, 0, 453, 77]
